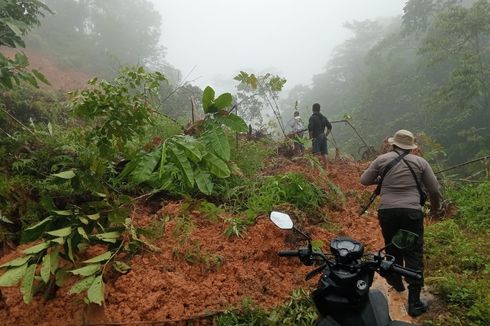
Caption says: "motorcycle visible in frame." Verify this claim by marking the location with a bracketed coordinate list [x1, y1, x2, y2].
[270, 211, 422, 326]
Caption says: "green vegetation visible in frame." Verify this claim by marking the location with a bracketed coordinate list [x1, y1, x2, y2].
[0, 1, 50, 89]
[217, 289, 317, 325]
[425, 181, 490, 325]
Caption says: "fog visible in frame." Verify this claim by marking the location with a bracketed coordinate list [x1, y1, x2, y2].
[152, 0, 407, 93]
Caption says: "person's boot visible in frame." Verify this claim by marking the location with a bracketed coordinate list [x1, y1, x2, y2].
[408, 286, 428, 317]
[386, 274, 405, 292]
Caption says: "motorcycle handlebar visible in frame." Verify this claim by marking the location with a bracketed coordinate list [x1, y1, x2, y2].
[392, 264, 422, 280]
[278, 250, 300, 257]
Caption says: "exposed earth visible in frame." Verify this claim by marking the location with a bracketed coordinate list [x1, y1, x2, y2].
[0, 157, 432, 325]
[0, 50, 437, 325]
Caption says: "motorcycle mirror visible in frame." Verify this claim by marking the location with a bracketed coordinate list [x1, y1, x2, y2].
[392, 229, 419, 249]
[270, 211, 294, 230]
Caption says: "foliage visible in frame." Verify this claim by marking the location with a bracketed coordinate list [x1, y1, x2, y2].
[287, 1, 490, 165]
[0, 66, 173, 305]
[28, 0, 163, 78]
[0, 0, 51, 48]
[424, 182, 490, 325]
[446, 181, 490, 230]
[0, 0, 50, 89]
[71, 66, 167, 158]
[225, 173, 327, 221]
[217, 289, 317, 325]
[234, 71, 287, 134]
[118, 86, 247, 196]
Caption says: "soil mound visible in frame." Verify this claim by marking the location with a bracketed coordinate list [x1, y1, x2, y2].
[0, 159, 417, 325]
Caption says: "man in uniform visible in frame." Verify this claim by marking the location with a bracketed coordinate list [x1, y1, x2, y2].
[308, 103, 332, 169]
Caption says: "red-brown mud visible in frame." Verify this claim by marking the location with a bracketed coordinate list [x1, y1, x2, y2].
[0, 159, 420, 325]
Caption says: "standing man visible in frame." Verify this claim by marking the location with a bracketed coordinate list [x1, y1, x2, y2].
[287, 111, 305, 154]
[360, 129, 442, 317]
[308, 103, 332, 169]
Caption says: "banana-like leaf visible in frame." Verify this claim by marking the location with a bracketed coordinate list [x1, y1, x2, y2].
[194, 169, 213, 195]
[130, 150, 161, 184]
[173, 136, 203, 163]
[202, 128, 230, 161]
[168, 146, 194, 187]
[204, 153, 231, 178]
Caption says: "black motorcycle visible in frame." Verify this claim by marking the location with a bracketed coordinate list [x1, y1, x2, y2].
[270, 211, 422, 326]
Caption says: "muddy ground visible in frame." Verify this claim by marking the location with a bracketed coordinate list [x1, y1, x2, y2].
[0, 158, 428, 325]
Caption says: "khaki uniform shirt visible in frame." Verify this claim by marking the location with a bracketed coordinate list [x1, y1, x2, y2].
[361, 150, 441, 210]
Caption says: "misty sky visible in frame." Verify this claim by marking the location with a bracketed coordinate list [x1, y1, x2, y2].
[152, 0, 407, 93]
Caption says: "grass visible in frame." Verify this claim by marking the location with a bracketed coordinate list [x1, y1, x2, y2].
[423, 181, 490, 326]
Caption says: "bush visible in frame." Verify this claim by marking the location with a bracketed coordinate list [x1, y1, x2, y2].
[446, 181, 490, 230]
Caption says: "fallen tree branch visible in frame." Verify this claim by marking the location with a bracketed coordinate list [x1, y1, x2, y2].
[435, 155, 490, 174]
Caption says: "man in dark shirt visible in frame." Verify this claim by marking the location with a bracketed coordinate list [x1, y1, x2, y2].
[308, 103, 332, 169]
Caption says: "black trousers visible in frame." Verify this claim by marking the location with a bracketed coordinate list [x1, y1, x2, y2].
[378, 208, 424, 288]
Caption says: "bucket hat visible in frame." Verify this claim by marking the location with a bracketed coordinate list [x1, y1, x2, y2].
[388, 129, 417, 150]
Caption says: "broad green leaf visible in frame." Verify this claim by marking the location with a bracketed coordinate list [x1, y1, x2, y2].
[79, 216, 89, 225]
[202, 129, 230, 161]
[0, 264, 27, 286]
[194, 170, 213, 195]
[168, 146, 194, 187]
[214, 93, 233, 110]
[5, 21, 23, 36]
[50, 238, 65, 245]
[52, 170, 76, 179]
[14, 52, 28, 66]
[87, 213, 100, 221]
[173, 136, 203, 162]
[21, 264, 36, 304]
[202, 86, 215, 113]
[77, 227, 89, 240]
[46, 227, 72, 238]
[21, 217, 52, 243]
[23, 242, 49, 255]
[83, 251, 112, 264]
[70, 264, 100, 276]
[69, 275, 95, 294]
[32, 69, 50, 85]
[204, 153, 230, 178]
[0, 256, 30, 268]
[129, 150, 160, 184]
[87, 275, 104, 305]
[215, 113, 248, 132]
[113, 261, 131, 274]
[22, 72, 38, 88]
[50, 249, 59, 274]
[40, 255, 50, 283]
